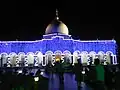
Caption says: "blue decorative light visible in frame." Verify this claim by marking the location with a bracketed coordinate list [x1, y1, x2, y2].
[0, 35, 117, 55]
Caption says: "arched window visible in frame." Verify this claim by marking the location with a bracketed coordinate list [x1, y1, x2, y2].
[81, 51, 88, 65]
[45, 51, 53, 65]
[89, 51, 96, 64]
[54, 50, 62, 62]
[63, 50, 72, 63]
[106, 51, 114, 64]
[35, 51, 43, 66]
[73, 50, 80, 65]
[27, 52, 34, 66]
[18, 52, 25, 66]
[9, 52, 17, 67]
[1, 53, 8, 66]
[98, 51, 105, 60]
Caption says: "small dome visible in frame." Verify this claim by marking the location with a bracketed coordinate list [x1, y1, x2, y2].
[45, 18, 69, 35]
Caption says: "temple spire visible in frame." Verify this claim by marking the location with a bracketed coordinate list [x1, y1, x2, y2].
[56, 9, 59, 20]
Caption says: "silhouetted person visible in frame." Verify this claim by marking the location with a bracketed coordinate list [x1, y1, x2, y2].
[62, 58, 72, 72]
[112, 67, 116, 90]
[45, 61, 53, 76]
[104, 65, 113, 90]
[73, 60, 82, 90]
[54, 59, 64, 90]
[85, 65, 96, 89]
[4, 71, 13, 90]
[0, 70, 3, 90]
[36, 70, 49, 90]
[0, 57, 3, 67]
[115, 65, 120, 90]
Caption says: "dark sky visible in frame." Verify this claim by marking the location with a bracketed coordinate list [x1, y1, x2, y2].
[1, 0, 120, 43]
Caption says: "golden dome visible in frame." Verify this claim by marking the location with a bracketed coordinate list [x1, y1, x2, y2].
[45, 9, 69, 35]
[45, 19, 69, 35]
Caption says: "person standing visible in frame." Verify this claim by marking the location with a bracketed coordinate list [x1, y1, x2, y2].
[54, 59, 64, 90]
[104, 65, 113, 90]
[94, 58, 105, 90]
[115, 65, 120, 90]
[73, 60, 83, 90]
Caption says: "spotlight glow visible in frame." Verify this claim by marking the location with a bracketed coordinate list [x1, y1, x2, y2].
[40, 72, 44, 75]
[18, 70, 22, 73]
[82, 71, 85, 74]
[34, 77, 39, 82]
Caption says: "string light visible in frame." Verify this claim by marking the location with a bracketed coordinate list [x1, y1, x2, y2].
[0, 35, 117, 55]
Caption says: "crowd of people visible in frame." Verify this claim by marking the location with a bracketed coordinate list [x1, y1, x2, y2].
[0, 58, 120, 90]
[73, 58, 120, 90]
[0, 68, 49, 90]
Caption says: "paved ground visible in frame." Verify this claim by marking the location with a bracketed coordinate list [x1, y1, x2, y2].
[47, 73, 92, 90]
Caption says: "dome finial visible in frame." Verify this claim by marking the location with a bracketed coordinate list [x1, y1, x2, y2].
[56, 9, 59, 20]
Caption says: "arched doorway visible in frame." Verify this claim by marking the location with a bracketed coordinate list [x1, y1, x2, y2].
[45, 51, 53, 66]
[73, 50, 80, 65]
[9, 52, 17, 67]
[54, 50, 62, 62]
[63, 50, 72, 63]
[98, 51, 105, 64]
[1, 53, 8, 67]
[81, 51, 88, 65]
[89, 51, 96, 65]
[35, 51, 43, 66]
[18, 52, 25, 67]
[106, 51, 113, 64]
[27, 52, 34, 67]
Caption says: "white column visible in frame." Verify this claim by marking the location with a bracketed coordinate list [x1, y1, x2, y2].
[34, 55, 39, 66]
[24, 55, 28, 67]
[72, 56, 78, 65]
[16, 56, 19, 67]
[42, 55, 46, 66]
[2, 54, 7, 66]
[69, 55, 72, 64]
[7, 56, 11, 67]
[113, 55, 117, 64]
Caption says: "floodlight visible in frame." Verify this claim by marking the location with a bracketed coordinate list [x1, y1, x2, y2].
[18, 70, 22, 74]
[40, 72, 44, 75]
[82, 71, 85, 74]
[34, 77, 39, 82]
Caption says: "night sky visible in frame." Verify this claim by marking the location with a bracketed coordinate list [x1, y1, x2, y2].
[1, 0, 120, 44]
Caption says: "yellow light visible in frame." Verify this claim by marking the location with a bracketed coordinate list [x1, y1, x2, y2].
[56, 58, 60, 62]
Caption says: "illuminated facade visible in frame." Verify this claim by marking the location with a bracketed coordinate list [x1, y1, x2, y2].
[0, 10, 117, 67]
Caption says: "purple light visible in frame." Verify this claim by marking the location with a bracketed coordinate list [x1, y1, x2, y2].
[0, 35, 117, 55]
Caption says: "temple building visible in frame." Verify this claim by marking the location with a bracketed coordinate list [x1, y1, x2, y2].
[0, 10, 117, 67]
